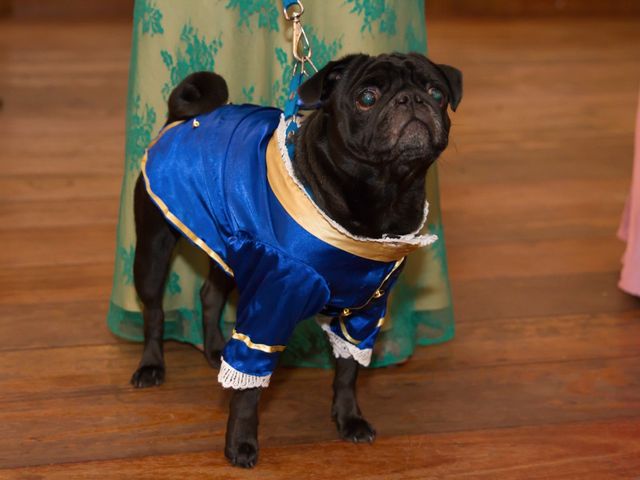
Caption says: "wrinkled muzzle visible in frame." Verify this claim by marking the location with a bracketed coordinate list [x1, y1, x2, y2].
[376, 88, 449, 157]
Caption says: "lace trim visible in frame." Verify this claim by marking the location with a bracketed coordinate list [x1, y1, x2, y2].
[319, 323, 373, 367]
[217, 358, 272, 389]
[275, 116, 438, 247]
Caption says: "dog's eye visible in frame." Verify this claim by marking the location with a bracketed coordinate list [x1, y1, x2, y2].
[356, 89, 378, 110]
[428, 87, 445, 105]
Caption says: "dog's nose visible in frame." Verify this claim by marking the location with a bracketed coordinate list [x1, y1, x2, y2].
[396, 93, 410, 105]
[396, 92, 425, 106]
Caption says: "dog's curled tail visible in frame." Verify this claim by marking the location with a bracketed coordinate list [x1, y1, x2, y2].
[166, 71, 229, 124]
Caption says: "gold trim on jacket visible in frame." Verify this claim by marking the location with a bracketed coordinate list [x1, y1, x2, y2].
[141, 120, 235, 277]
[265, 130, 433, 262]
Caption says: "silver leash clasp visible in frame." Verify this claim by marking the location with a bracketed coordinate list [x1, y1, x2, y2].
[282, 1, 317, 73]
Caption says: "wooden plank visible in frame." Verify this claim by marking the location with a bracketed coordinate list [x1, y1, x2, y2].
[0, 263, 113, 306]
[0, 198, 118, 230]
[6, 0, 640, 21]
[443, 202, 624, 245]
[0, 174, 121, 203]
[0, 22, 132, 50]
[4, 308, 640, 388]
[0, 224, 625, 272]
[0, 0, 10, 17]
[0, 126, 126, 177]
[447, 236, 625, 280]
[5, 176, 629, 239]
[5, 419, 640, 479]
[441, 178, 629, 214]
[418, 310, 640, 367]
[10, 0, 133, 20]
[4, 294, 640, 359]
[427, 19, 640, 63]
[0, 302, 117, 351]
[428, 0, 640, 18]
[1, 263, 637, 327]
[0, 175, 628, 247]
[453, 271, 639, 322]
[1, 346, 640, 468]
[0, 225, 117, 268]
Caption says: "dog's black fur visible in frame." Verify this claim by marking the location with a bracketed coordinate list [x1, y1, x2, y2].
[130, 53, 462, 468]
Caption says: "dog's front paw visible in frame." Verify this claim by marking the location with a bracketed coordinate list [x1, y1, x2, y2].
[130, 365, 165, 388]
[225, 442, 258, 468]
[336, 416, 376, 444]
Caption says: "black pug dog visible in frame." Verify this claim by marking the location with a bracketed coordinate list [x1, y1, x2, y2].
[130, 52, 462, 468]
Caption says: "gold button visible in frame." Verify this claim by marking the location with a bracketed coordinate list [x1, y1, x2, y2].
[192, 119, 200, 128]
[342, 308, 351, 317]
[373, 289, 384, 299]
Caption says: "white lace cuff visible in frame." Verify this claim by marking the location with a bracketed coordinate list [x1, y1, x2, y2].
[218, 358, 272, 389]
[319, 323, 372, 367]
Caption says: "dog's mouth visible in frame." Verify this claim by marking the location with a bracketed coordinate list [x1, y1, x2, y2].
[392, 118, 432, 151]
[399, 118, 430, 136]
[370, 109, 445, 159]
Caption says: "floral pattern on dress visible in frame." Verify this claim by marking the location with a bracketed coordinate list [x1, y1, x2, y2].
[135, 0, 164, 36]
[226, 0, 280, 32]
[405, 23, 425, 52]
[165, 271, 182, 296]
[125, 95, 157, 172]
[118, 245, 136, 285]
[160, 23, 223, 99]
[345, 0, 397, 35]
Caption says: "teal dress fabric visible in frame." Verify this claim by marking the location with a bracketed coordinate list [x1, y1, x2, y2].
[108, 0, 455, 368]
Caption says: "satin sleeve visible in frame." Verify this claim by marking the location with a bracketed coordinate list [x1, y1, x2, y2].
[218, 236, 330, 389]
[321, 268, 402, 367]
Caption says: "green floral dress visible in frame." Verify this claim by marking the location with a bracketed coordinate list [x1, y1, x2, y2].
[108, 0, 455, 368]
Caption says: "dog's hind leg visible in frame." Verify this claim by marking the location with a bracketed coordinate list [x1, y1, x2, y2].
[200, 260, 234, 368]
[131, 176, 178, 388]
[332, 357, 376, 443]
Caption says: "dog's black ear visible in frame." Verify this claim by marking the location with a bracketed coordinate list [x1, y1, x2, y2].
[298, 54, 367, 106]
[436, 64, 463, 112]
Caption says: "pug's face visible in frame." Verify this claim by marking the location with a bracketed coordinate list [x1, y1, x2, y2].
[299, 53, 462, 167]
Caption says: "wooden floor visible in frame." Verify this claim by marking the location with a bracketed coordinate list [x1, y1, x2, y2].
[1, 15, 640, 479]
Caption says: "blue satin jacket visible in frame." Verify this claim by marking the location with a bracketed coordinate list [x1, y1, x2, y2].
[143, 104, 433, 389]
